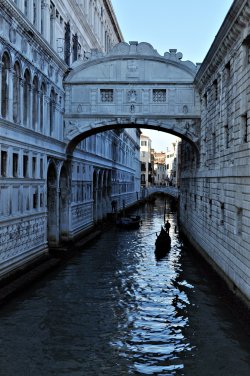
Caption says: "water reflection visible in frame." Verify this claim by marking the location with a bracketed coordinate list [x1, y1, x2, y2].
[108, 200, 194, 374]
[0, 198, 249, 376]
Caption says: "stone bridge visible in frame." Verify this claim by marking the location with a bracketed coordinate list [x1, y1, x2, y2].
[144, 186, 179, 199]
[64, 41, 201, 155]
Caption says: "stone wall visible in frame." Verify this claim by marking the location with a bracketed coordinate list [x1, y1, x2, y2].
[179, 0, 250, 305]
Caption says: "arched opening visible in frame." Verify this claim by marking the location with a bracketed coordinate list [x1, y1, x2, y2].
[47, 162, 58, 247]
[59, 164, 69, 243]
[32, 75, 39, 130]
[49, 87, 56, 136]
[40, 81, 46, 133]
[1, 52, 10, 118]
[13, 61, 21, 123]
[23, 69, 31, 127]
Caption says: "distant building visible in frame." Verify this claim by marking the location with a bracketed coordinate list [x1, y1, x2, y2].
[140, 135, 153, 187]
[166, 140, 180, 186]
[153, 152, 167, 185]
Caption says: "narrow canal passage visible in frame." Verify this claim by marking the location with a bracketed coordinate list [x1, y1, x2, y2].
[0, 198, 249, 376]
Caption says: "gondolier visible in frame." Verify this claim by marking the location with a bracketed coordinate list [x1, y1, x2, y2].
[165, 220, 171, 234]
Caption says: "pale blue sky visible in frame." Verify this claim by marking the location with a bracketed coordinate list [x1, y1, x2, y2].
[111, 0, 234, 151]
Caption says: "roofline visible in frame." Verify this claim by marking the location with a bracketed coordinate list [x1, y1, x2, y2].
[195, 0, 247, 87]
[104, 0, 124, 42]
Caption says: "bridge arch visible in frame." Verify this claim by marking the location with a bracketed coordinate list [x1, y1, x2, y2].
[63, 41, 201, 156]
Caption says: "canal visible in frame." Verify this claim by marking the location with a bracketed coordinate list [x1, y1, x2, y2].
[0, 198, 249, 375]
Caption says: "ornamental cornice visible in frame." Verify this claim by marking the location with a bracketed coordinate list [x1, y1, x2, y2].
[65, 42, 198, 83]
[195, 0, 249, 89]
[1, 0, 68, 72]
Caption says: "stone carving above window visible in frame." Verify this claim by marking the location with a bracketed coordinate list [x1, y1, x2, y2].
[127, 89, 137, 103]
[100, 89, 113, 102]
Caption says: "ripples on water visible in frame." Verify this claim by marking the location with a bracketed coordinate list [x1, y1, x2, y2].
[0, 198, 249, 376]
[108, 201, 194, 375]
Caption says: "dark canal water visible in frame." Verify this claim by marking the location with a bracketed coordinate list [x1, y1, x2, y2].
[0, 198, 250, 376]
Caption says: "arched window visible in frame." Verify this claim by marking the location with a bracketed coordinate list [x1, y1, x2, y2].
[24, 0, 29, 17]
[23, 69, 31, 127]
[49, 88, 56, 136]
[40, 82, 46, 132]
[13, 61, 21, 123]
[33, 0, 37, 26]
[1, 53, 10, 118]
[32, 76, 39, 130]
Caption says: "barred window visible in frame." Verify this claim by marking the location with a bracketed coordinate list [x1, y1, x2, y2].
[100, 89, 113, 102]
[153, 89, 166, 102]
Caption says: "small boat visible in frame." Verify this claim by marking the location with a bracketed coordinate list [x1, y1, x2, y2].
[155, 226, 171, 257]
[116, 215, 141, 229]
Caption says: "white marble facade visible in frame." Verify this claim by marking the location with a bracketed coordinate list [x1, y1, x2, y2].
[0, 0, 140, 278]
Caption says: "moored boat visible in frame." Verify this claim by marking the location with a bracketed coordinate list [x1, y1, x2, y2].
[116, 215, 141, 229]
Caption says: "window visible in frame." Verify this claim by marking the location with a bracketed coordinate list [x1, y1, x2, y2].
[203, 93, 207, 109]
[23, 69, 31, 127]
[33, 0, 37, 25]
[225, 61, 231, 81]
[64, 21, 71, 65]
[1, 53, 10, 118]
[13, 62, 21, 123]
[32, 76, 39, 130]
[40, 158, 43, 178]
[1, 151, 7, 177]
[236, 208, 243, 235]
[213, 79, 218, 101]
[241, 113, 248, 143]
[32, 157, 36, 178]
[242, 35, 250, 66]
[72, 33, 78, 62]
[24, 0, 29, 17]
[40, 82, 46, 132]
[100, 89, 113, 102]
[33, 191, 38, 209]
[23, 155, 28, 177]
[153, 89, 166, 102]
[13, 153, 18, 177]
[224, 124, 229, 148]
[220, 202, 225, 225]
[141, 141, 147, 146]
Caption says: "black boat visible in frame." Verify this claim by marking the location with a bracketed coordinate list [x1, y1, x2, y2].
[116, 215, 141, 229]
[155, 226, 171, 257]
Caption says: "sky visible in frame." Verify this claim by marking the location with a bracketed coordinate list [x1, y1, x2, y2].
[111, 0, 234, 151]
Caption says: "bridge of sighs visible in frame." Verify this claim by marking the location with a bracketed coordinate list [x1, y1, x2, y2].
[48, 42, 201, 247]
[63, 41, 201, 155]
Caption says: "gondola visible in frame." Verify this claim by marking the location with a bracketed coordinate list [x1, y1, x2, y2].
[155, 226, 171, 258]
[116, 215, 141, 229]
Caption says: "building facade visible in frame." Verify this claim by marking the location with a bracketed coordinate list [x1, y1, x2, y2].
[166, 139, 179, 186]
[153, 151, 166, 186]
[179, 0, 250, 305]
[140, 134, 153, 188]
[0, 0, 140, 278]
